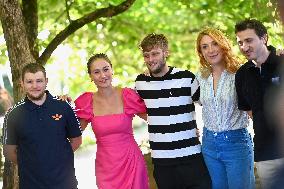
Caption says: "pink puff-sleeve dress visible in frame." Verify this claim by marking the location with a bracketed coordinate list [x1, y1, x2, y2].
[74, 88, 149, 189]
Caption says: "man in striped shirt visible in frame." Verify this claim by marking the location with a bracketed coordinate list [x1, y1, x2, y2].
[135, 34, 211, 189]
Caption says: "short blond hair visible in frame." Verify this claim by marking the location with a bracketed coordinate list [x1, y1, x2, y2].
[140, 33, 168, 52]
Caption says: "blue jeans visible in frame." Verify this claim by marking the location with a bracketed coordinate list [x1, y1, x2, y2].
[202, 127, 255, 189]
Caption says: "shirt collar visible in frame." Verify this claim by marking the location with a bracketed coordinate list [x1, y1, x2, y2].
[246, 46, 277, 69]
[24, 90, 52, 111]
[263, 45, 277, 66]
[150, 66, 173, 78]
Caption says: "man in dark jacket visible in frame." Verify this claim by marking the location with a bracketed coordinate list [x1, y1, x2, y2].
[235, 19, 284, 189]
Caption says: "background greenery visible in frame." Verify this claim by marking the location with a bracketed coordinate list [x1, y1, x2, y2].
[1, 0, 283, 99]
[0, 1, 283, 188]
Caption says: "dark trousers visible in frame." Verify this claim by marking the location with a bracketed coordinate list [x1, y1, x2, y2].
[153, 158, 211, 189]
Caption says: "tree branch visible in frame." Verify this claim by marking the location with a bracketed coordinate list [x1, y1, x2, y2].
[65, 0, 73, 23]
[53, 1, 75, 27]
[37, 0, 136, 65]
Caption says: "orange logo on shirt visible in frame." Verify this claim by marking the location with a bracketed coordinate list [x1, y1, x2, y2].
[52, 114, 62, 121]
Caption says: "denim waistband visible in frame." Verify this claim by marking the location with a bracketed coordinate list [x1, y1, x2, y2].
[203, 127, 249, 138]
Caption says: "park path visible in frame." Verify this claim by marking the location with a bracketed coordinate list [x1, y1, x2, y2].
[75, 145, 97, 189]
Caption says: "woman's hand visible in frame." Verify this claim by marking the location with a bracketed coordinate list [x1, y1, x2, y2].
[143, 69, 150, 76]
[276, 49, 284, 56]
[58, 94, 73, 102]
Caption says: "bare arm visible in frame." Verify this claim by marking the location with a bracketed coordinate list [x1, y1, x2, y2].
[69, 136, 82, 152]
[3, 145, 17, 164]
[137, 113, 147, 122]
[196, 128, 201, 138]
[79, 119, 88, 131]
[247, 110, 253, 119]
[68, 118, 89, 152]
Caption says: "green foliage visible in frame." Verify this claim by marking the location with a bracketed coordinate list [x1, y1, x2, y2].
[0, 0, 283, 98]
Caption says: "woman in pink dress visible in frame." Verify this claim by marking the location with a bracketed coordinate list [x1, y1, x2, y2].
[74, 53, 149, 189]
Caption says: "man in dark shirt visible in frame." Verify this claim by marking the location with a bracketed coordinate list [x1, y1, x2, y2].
[235, 19, 283, 189]
[2, 63, 82, 189]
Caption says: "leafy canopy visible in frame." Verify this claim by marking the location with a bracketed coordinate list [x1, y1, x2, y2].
[0, 0, 283, 98]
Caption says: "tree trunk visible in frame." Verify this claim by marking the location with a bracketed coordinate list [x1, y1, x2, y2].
[0, 0, 35, 188]
[0, 0, 35, 101]
[2, 162, 18, 189]
[22, 0, 38, 58]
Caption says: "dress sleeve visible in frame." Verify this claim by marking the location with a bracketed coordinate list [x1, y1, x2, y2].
[123, 88, 147, 115]
[74, 92, 93, 123]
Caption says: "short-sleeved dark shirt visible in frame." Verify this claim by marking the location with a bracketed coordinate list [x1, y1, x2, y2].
[235, 46, 283, 162]
[2, 91, 82, 189]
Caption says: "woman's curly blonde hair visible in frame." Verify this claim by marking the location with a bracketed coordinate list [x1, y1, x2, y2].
[196, 27, 241, 78]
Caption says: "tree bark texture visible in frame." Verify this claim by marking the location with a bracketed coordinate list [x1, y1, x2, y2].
[2, 162, 18, 189]
[0, 0, 35, 102]
[22, 0, 38, 58]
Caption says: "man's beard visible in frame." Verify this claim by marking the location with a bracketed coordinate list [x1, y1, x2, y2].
[151, 63, 166, 74]
[149, 57, 167, 75]
[27, 91, 46, 101]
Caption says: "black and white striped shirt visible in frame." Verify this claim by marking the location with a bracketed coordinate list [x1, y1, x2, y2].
[135, 67, 201, 165]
